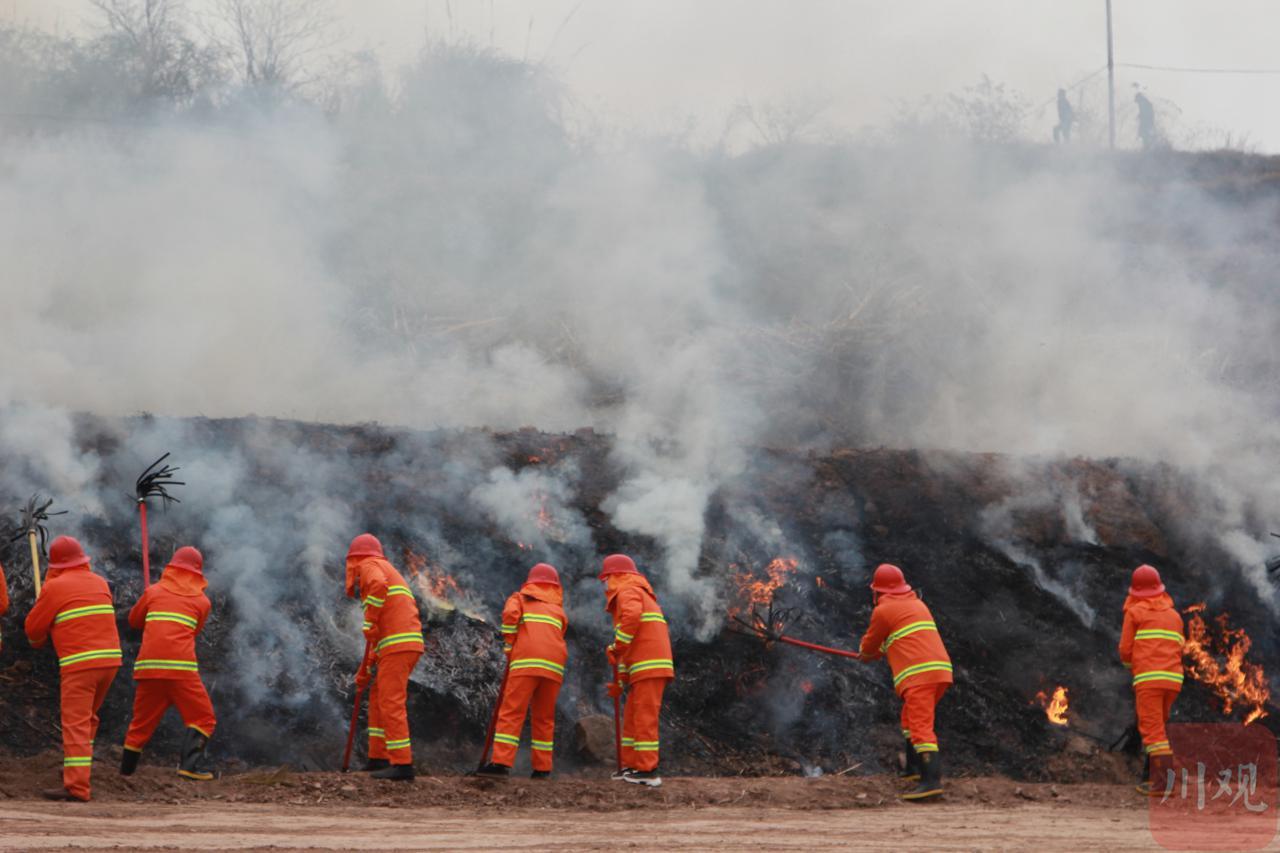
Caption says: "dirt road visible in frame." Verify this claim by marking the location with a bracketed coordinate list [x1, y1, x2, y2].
[0, 800, 1161, 852]
[0, 763, 1184, 852]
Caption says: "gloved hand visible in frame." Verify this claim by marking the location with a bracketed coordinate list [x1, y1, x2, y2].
[606, 644, 617, 666]
[355, 663, 372, 690]
[606, 681, 623, 699]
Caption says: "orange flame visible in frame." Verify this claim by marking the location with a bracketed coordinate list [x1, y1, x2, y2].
[1183, 603, 1269, 725]
[403, 550, 465, 610]
[729, 557, 799, 617]
[1035, 685, 1069, 726]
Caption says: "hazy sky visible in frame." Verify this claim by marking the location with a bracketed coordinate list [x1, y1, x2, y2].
[9, 0, 1280, 151]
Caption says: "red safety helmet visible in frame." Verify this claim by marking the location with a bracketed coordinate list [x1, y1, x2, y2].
[869, 563, 912, 595]
[526, 562, 561, 586]
[346, 533, 383, 560]
[168, 546, 204, 576]
[598, 553, 640, 579]
[1128, 564, 1165, 598]
[48, 536, 90, 570]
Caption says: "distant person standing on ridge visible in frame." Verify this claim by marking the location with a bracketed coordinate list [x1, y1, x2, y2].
[1053, 88, 1075, 143]
[1135, 92, 1157, 149]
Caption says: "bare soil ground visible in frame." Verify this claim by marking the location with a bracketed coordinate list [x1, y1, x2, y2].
[0, 753, 1175, 852]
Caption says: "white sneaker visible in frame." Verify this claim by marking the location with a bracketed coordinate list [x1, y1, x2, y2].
[622, 769, 662, 788]
[611, 768, 633, 781]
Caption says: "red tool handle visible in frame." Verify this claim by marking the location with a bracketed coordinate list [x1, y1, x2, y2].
[341, 641, 374, 772]
[479, 661, 511, 770]
[138, 501, 151, 588]
[777, 634, 861, 660]
[611, 662, 623, 773]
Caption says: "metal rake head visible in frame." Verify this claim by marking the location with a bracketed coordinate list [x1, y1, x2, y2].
[9, 493, 67, 555]
[135, 452, 184, 507]
[729, 601, 803, 644]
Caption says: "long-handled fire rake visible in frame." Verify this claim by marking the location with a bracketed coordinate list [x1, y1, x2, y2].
[10, 494, 66, 597]
[134, 453, 183, 589]
[730, 603, 861, 660]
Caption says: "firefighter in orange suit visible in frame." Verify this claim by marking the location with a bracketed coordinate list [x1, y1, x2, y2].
[120, 546, 217, 780]
[346, 533, 424, 781]
[1118, 564, 1184, 795]
[475, 563, 568, 779]
[23, 537, 122, 801]
[600, 554, 673, 788]
[857, 563, 952, 801]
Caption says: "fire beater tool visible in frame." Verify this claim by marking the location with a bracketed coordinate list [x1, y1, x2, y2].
[610, 662, 623, 773]
[134, 453, 184, 588]
[10, 494, 66, 596]
[477, 659, 511, 772]
[342, 639, 375, 772]
[730, 603, 861, 660]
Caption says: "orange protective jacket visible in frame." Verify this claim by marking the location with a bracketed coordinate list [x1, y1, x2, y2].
[858, 592, 953, 696]
[353, 556, 424, 659]
[1118, 593, 1184, 691]
[24, 562, 122, 673]
[606, 574, 674, 682]
[500, 582, 568, 682]
[128, 566, 211, 680]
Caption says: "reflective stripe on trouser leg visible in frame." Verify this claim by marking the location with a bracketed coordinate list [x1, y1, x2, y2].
[529, 677, 560, 772]
[622, 678, 666, 772]
[902, 682, 947, 754]
[491, 674, 537, 766]
[1135, 686, 1177, 757]
[377, 650, 420, 765]
[61, 666, 119, 800]
[367, 670, 387, 760]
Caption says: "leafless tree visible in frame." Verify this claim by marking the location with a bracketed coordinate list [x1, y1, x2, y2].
[201, 0, 341, 91]
[89, 0, 220, 105]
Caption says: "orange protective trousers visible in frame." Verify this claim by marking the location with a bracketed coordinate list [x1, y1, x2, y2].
[124, 679, 217, 751]
[367, 651, 419, 765]
[621, 678, 667, 772]
[899, 682, 948, 754]
[490, 675, 560, 771]
[60, 666, 119, 801]
[1135, 686, 1177, 756]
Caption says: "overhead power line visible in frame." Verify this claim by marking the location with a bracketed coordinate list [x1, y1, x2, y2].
[1119, 62, 1280, 76]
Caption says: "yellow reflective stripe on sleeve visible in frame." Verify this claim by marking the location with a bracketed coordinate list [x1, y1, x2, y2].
[639, 612, 667, 623]
[520, 613, 565, 630]
[492, 733, 521, 746]
[362, 621, 373, 630]
[1133, 670, 1184, 686]
[63, 756, 93, 767]
[1134, 629, 1184, 643]
[386, 585, 415, 599]
[614, 627, 634, 643]
[892, 661, 953, 687]
[362, 596, 384, 608]
[509, 658, 566, 676]
[134, 659, 199, 672]
[54, 604, 115, 624]
[376, 632, 424, 652]
[626, 659, 674, 675]
[531, 739, 553, 750]
[880, 621, 938, 653]
[1144, 740, 1171, 754]
[58, 648, 123, 667]
[500, 624, 519, 634]
[145, 612, 199, 629]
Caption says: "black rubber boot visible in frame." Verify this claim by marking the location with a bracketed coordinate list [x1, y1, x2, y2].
[530, 770, 551, 780]
[371, 763, 415, 781]
[177, 728, 214, 781]
[901, 750, 943, 801]
[362, 758, 390, 772]
[120, 747, 141, 776]
[900, 737, 921, 781]
[41, 787, 86, 802]
[1136, 754, 1152, 795]
[472, 763, 510, 779]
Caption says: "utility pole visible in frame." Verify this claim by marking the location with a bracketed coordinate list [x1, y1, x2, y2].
[1106, 0, 1116, 149]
